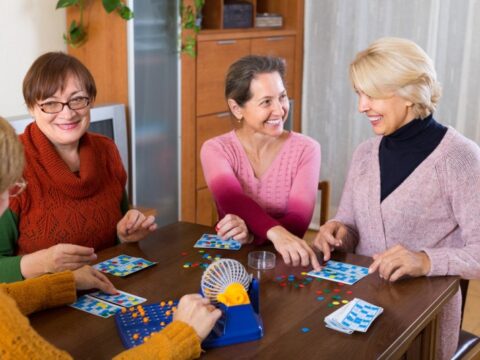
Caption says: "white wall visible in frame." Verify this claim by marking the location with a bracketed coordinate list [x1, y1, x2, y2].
[0, 1, 66, 117]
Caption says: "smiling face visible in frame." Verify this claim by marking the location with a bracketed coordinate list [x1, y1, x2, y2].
[228, 72, 289, 137]
[29, 74, 91, 149]
[356, 90, 416, 136]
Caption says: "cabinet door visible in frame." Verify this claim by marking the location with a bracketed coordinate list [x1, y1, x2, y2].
[197, 112, 234, 189]
[251, 36, 295, 97]
[197, 39, 251, 116]
[196, 187, 217, 226]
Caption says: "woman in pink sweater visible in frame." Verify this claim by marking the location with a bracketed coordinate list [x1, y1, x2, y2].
[201, 55, 321, 270]
[314, 37, 480, 360]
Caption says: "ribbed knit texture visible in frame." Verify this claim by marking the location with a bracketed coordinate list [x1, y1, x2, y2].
[10, 122, 127, 254]
[0, 272, 201, 359]
[379, 115, 447, 201]
[201, 131, 320, 244]
[333, 127, 480, 360]
[0, 272, 75, 360]
[113, 321, 201, 360]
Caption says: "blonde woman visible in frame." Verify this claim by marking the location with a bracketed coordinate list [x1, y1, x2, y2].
[314, 37, 480, 360]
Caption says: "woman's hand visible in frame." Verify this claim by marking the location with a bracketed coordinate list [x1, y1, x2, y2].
[73, 265, 117, 294]
[21, 244, 98, 279]
[215, 214, 253, 244]
[267, 226, 321, 270]
[312, 221, 348, 261]
[117, 209, 157, 243]
[368, 244, 431, 282]
[173, 294, 222, 340]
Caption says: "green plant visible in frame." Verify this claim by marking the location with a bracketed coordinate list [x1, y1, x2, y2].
[180, 0, 204, 57]
[56, 0, 134, 48]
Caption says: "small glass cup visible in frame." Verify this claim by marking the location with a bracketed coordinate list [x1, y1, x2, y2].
[248, 251, 276, 270]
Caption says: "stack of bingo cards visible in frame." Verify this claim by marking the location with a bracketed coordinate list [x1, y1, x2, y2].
[324, 298, 383, 334]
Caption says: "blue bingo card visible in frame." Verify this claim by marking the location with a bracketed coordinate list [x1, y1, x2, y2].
[70, 295, 123, 318]
[194, 234, 241, 250]
[93, 254, 156, 277]
[89, 290, 147, 308]
[307, 260, 369, 285]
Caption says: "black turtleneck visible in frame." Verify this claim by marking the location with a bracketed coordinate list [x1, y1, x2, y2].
[379, 114, 447, 202]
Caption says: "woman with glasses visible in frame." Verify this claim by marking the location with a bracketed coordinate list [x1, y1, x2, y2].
[0, 52, 157, 282]
[0, 116, 221, 359]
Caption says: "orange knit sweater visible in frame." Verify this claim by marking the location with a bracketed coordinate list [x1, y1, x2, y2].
[0, 272, 202, 359]
[10, 122, 127, 254]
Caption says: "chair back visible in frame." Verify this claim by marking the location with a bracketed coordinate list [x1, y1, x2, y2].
[318, 181, 331, 226]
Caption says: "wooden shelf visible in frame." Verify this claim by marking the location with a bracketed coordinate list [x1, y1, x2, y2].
[197, 28, 296, 41]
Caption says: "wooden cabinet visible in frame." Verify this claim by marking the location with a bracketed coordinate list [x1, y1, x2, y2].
[197, 39, 250, 116]
[182, 0, 305, 225]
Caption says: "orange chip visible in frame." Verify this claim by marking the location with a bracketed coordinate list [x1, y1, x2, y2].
[132, 312, 138, 318]
[132, 333, 139, 340]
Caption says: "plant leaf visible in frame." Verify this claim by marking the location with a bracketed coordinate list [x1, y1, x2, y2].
[194, 0, 205, 10]
[117, 5, 134, 20]
[102, 0, 121, 13]
[56, 0, 79, 9]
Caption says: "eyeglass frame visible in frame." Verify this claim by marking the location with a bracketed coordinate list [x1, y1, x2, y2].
[37, 97, 91, 114]
[8, 178, 28, 198]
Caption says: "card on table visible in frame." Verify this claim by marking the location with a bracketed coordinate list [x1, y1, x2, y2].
[70, 295, 123, 318]
[325, 298, 383, 334]
[89, 290, 147, 308]
[93, 254, 156, 277]
[194, 233, 241, 251]
[307, 260, 369, 285]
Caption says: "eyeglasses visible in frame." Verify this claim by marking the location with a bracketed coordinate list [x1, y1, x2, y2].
[9, 178, 27, 197]
[37, 97, 90, 114]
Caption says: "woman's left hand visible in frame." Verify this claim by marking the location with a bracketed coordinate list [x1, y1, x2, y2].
[117, 209, 157, 243]
[368, 244, 431, 282]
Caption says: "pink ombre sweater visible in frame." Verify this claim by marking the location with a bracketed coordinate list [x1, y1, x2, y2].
[334, 127, 480, 360]
[201, 131, 320, 244]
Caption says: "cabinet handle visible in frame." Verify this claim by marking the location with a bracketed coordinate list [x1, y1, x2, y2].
[265, 37, 285, 41]
[216, 112, 231, 118]
[217, 40, 236, 45]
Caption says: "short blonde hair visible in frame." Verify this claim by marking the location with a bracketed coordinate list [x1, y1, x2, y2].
[350, 37, 441, 119]
[0, 117, 24, 193]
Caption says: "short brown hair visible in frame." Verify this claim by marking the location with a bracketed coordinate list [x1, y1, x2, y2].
[225, 55, 286, 107]
[0, 117, 24, 193]
[23, 52, 97, 109]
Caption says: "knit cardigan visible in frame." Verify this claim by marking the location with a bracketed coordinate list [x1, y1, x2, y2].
[333, 127, 480, 360]
[0, 272, 201, 359]
[0, 122, 128, 282]
[201, 130, 321, 244]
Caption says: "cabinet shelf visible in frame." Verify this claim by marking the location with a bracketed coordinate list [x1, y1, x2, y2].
[197, 28, 296, 41]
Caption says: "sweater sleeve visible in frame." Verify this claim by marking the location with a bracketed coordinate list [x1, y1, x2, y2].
[272, 139, 321, 238]
[0, 289, 73, 360]
[331, 145, 365, 252]
[0, 208, 24, 282]
[113, 321, 201, 360]
[0, 271, 77, 315]
[200, 139, 280, 243]
[423, 142, 480, 278]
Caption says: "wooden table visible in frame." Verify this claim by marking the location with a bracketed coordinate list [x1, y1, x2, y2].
[30, 222, 458, 359]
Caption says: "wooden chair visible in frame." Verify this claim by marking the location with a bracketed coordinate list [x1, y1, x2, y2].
[318, 181, 331, 226]
[452, 279, 480, 359]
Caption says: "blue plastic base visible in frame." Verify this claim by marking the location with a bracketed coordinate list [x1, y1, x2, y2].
[202, 278, 263, 348]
